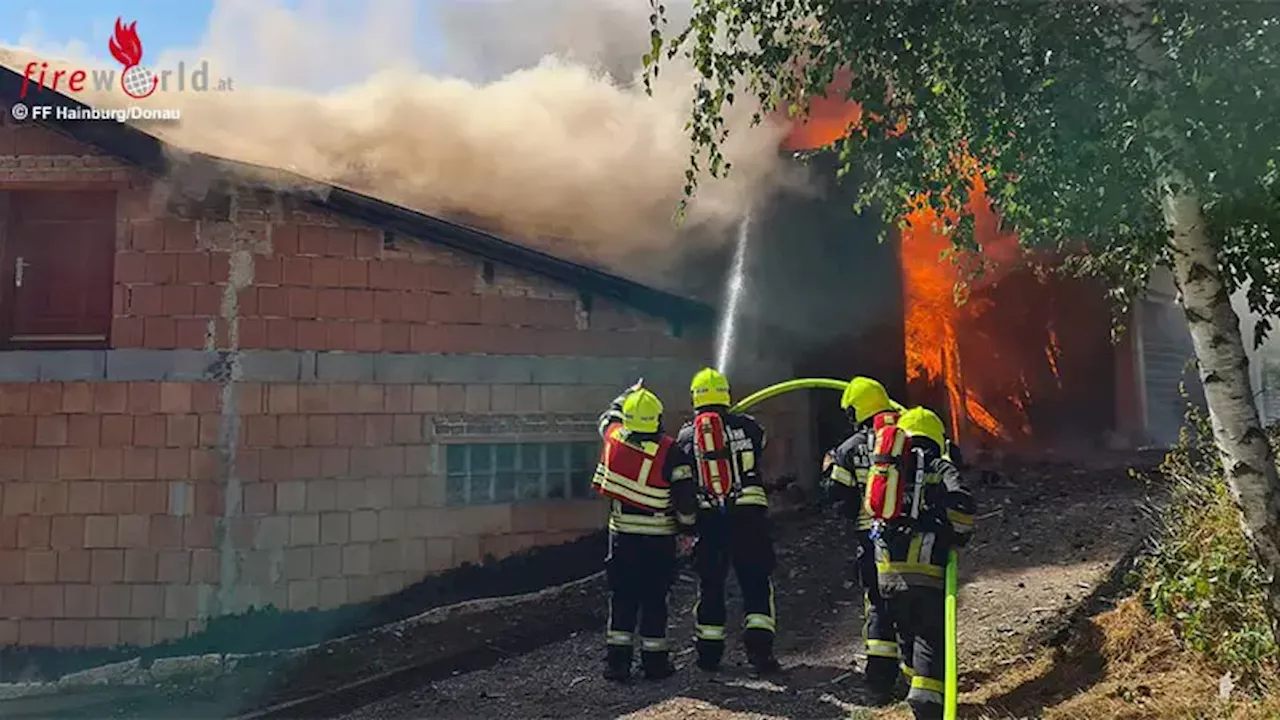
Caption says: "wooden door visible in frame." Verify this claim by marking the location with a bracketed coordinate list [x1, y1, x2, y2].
[0, 190, 117, 348]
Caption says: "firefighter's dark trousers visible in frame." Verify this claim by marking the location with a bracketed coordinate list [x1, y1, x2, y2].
[883, 585, 946, 719]
[605, 530, 677, 676]
[858, 531, 900, 694]
[693, 510, 777, 667]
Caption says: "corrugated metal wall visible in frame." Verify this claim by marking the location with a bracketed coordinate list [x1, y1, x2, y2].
[1138, 271, 1206, 447]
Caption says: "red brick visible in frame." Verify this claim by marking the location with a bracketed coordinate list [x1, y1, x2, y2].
[158, 550, 191, 583]
[164, 220, 197, 251]
[401, 293, 430, 322]
[132, 220, 165, 250]
[17, 517, 50, 549]
[346, 322, 377, 352]
[58, 448, 93, 479]
[301, 415, 335, 446]
[371, 291, 401, 322]
[257, 286, 288, 317]
[392, 415, 422, 444]
[209, 253, 231, 283]
[111, 316, 145, 347]
[384, 386, 411, 414]
[67, 482, 103, 515]
[34, 483, 67, 515]
[19, 620, 53, 645]
[98, 416, 132, 448]
[355, 229, 382, 259]
[244, 415, 278, 448]
[282, 256, 312, 286]
[126, 383, 160, 413]
[278, 415, 308, 447]
[123, 548, 158, 582]
[161, 285, 195, 316]
[338, 259, 368, 288]
[0, 384, 28, 414]
[117, 515, 150, 548]
[26, 449, 57, 481]
[101, 483, 133, 515]
[85, 619, 121, 646]
[237, 383, 264, 414]
[22, 552, 54, 588]
[313, 289, 343, 319]
[119, 619, 154, 646]
[88, 387, 127, 419]
[174, 252, 209, 283]
[58, 549, 91, 582]
[323, 322, 353, 350]
[184, 515, 217, 549]
[142, 318, 178, 348]
[191, 384, 220, 413]
[115, 252, 148, 283]
[287, 287, 317, 319]
[345, 290, 374, 320]
[58, 383, 92, 414]
[193, 285, 222, 316]
[144, 253, 179, 284]
[165, 415, 199, 448]
[131, 415, 163, 448]
[309, 257, 339, 287]
[325, 228, 356, 257]
[238, 317, 267, 348]
[294, 320, 325, 350]
[29, 384, 63, 414]
[66, 414, 98, 446]
[189, 448, 217, 481]
[368, 260, 398, 289]
[97, 583, 130, 617]
[244, 483, 274, 514]
[264, 318, 297, 348]
[84, 516, 118, 549]
[127, 285, 163, 316]
[374, 323, 404, 352]
[424, 263, 477, 293]
[392, 262, 423, 290]
[122, 448, 158, 480]
[175, 319, 208, 348]
[34, 415, 68, 447]
[150, 515, 183, 547]
[134, 483, 167, 514]
[297, 225, 327, 256]
[155, 383, 192, 414]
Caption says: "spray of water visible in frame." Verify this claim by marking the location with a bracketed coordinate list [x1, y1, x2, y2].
[715, 209, 753, 374]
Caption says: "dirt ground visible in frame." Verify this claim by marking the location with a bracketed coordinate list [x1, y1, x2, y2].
[339, 457, 1152, 720]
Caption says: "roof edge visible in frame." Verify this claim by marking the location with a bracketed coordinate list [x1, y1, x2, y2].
[0, 65, 715, 327]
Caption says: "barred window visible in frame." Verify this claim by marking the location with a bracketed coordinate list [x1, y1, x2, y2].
[445, 442, 598, 506]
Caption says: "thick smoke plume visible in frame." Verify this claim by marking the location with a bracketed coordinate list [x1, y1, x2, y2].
[0, 0, 803, 279]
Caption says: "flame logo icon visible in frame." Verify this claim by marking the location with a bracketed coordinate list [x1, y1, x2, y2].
[108, 18, 158, 100]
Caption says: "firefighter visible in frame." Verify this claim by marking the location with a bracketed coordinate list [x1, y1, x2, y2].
[594, 380, 698, 682]
[677, 367, 781, 674]
[874, 406, 976, 719]
[819, 376, 906, 701]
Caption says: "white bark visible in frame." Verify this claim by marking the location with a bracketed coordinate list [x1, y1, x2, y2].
[1163, 183, 1280, 632]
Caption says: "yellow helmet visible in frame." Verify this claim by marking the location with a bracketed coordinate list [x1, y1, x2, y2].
[690, 367, 731, 409]
[621, 388, 664, 433]
[840, 376, 896, 423]
[897, 406, 947, 448]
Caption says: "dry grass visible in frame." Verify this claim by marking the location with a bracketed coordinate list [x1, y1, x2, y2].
[869, 598, 1280, 720]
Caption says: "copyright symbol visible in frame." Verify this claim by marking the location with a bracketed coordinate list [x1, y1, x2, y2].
[10, 103, 28, 121]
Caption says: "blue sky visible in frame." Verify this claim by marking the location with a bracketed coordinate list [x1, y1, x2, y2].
[0, 0, 455, 87]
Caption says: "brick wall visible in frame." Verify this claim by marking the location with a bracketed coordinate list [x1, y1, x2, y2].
[0, 119, 807, 648]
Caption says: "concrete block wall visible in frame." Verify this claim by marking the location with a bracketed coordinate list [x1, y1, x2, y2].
[0, 120, 809, 649]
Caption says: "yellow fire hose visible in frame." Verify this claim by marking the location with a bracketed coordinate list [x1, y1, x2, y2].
[729, 377, 960, 717]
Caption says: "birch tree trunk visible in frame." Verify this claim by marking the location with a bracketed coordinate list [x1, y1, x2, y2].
[1162, 182, 1280, 636]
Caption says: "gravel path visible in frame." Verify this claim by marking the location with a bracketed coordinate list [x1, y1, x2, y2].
[341, 459, 1150, 720]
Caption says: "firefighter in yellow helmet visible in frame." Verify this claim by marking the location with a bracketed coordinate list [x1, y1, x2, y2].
[594, 380, 698, 681]
[676, 367, 780, 674]
[818, 376, 906, 701]
[870, 406, 976, 719]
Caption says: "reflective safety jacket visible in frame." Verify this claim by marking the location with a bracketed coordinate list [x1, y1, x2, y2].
[675, 411, 770, 514]
[595, 394, 697, 536]
[872, 450, 976, 591]
[821, 410, 900, 531]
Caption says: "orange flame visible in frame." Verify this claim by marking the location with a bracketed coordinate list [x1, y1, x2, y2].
[780, 81, 1090, 452]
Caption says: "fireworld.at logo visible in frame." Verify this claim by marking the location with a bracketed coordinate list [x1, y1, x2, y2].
[19, 17, 235, 99]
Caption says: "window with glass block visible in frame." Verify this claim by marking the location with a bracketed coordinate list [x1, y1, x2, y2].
[444, 441, 598, 506]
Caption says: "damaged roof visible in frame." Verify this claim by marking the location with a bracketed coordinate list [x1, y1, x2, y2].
[0, 65, 714, 328]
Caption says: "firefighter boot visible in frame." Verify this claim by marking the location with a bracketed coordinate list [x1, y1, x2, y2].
[695, 638, 724, 671]
[743, 629, 782, 675]
[603, 645, 632, 682]
[641, 650, 675, 680]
